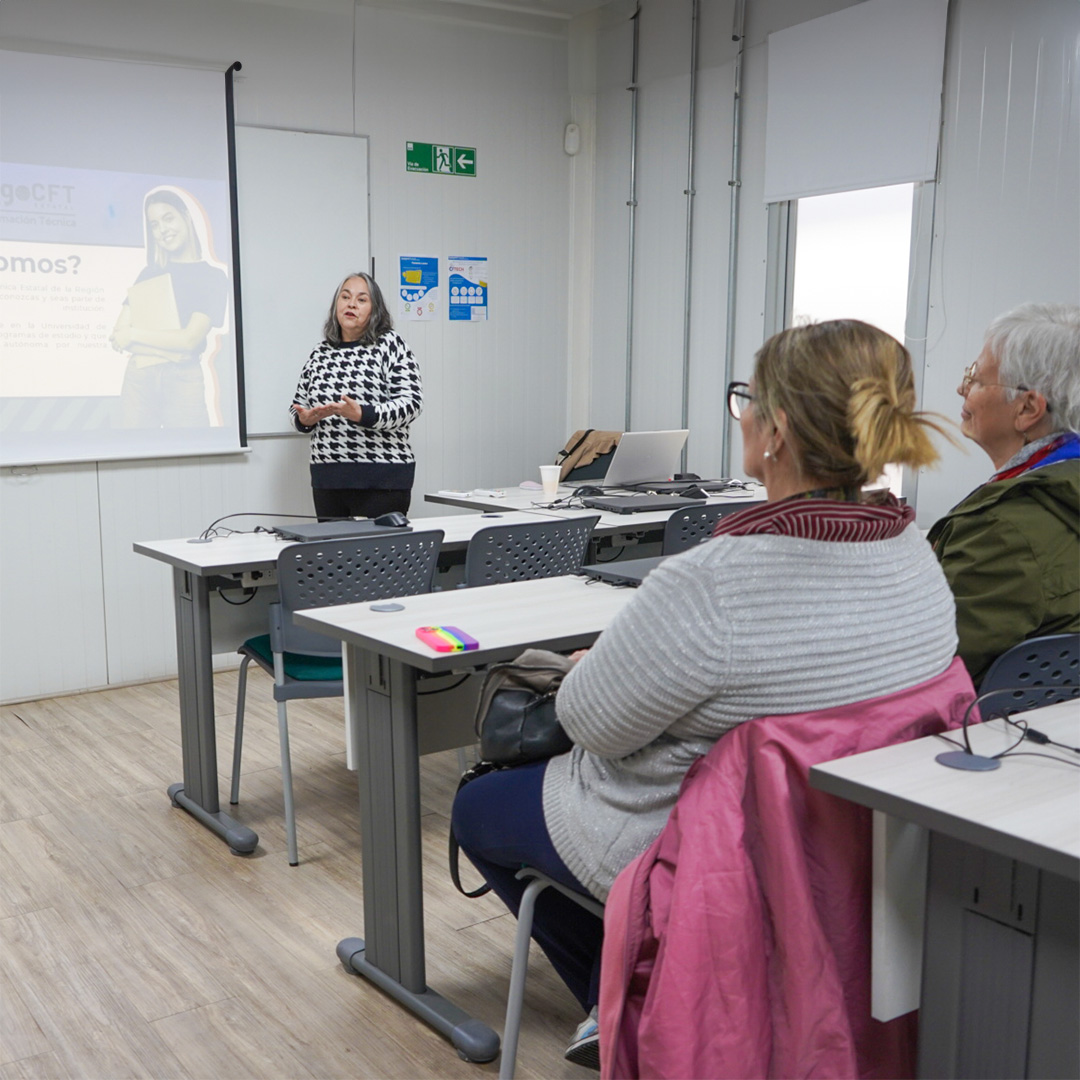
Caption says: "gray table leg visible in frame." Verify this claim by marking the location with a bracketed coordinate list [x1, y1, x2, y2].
[337, 647, 499, 1064]
[168, 567, 257, 855]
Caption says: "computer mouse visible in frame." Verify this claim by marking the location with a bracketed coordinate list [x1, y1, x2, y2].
[573, 485, 604, 498]
[373, 511, 409, 527]
[679, 485, 709, 500]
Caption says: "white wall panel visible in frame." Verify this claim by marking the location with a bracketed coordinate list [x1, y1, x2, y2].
[97, 437, 311, 686]
[587, 15, 634, 431]
[625, 1, 693, 433]
[0, 465, 107, 701]
[0, 0, 358, 134]
[915, 0, 1080, 525]
[353, 7, 572, 492]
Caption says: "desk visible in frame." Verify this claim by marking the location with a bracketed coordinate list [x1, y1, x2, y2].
[133, 511, 570, 855]
[293, 575, 634, 1062]
[811, 702, 1079, 1079]
[426, 484, 765, 546]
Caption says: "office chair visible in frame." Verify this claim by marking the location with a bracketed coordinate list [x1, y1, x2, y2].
[500, 869, 605, 1080]
[661, 500, 765, 555]
[978, 632, 1079, 713]
[463, 515, 599, 587]
[230, 530, 443, 865]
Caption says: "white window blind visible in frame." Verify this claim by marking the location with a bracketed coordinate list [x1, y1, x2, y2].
[763, 0, 948, 204]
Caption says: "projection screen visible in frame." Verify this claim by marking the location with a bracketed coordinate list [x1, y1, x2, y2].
[0, 49, 244, 466]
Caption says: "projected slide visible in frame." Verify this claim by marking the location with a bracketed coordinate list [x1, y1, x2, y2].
[0, 50, 242, 466]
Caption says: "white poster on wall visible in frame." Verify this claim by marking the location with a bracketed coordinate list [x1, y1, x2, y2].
[398, 254, 439, 321]
[448, 256, 489, 321]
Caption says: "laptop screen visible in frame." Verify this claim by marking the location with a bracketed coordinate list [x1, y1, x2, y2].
[602, 430, 689, 489]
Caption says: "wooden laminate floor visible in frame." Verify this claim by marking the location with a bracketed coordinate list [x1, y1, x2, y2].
[0, 669, 592, 1080]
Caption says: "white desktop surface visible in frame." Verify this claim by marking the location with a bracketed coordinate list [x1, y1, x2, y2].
[811, 700, 1080, 880]
[133, 510, 567, 576]
[294, 574, 634, 674]
[425, 484, 766, 534]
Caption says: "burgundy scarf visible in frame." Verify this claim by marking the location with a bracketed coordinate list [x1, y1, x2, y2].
[712, 493, 914, 542]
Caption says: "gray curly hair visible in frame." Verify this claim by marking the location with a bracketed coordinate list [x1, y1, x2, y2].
[984, 302, 1080, 432]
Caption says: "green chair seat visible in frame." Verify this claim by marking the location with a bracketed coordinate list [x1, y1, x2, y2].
[242, 634, 343, 681]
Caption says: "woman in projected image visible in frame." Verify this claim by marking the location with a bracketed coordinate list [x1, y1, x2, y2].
[109, 186, 229, 428]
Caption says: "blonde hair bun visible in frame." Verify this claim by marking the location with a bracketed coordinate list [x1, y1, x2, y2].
[753, 320, 953, 487]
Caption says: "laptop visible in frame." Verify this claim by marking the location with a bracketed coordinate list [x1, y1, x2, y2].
[582, 555, 669, 587]
[273, 520, 412, 542]
[602, 430, 690, 489]
[580, 495, 706, 515]
[623, 478, 740, 494]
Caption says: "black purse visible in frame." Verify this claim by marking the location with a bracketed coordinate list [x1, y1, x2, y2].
[449, 649, 575, 897]
[473, 649, 574, 766]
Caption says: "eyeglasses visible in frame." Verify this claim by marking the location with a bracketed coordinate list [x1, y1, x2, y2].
[727, 381, 754, 420]
[960, 361, 1030, 397]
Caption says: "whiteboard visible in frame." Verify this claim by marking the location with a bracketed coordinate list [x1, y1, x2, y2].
[234, 127, 370, 435]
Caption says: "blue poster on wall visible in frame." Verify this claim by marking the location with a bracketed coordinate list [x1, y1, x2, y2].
[448, 256, 489, 321]
[398, 254, 439, 321]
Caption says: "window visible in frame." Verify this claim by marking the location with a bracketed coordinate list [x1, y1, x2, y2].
[788, 183, 917, 495]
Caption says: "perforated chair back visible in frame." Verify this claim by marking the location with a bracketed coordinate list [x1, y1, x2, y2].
[978, 633, 1080, 714]
[662, 501, 765, 555]
[464, 516, 599, 588]
[273, 530, 444, 655]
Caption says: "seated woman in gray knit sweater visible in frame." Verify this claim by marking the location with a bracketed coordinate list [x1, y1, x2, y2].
[452, 320, 957, 1068]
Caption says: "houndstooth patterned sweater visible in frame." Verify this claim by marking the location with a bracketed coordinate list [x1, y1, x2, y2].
[544, 525, 958, 902]
[291, 331, 422, 490]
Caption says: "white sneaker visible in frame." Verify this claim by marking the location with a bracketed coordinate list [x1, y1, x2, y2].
[564, 1008, 600, 1070]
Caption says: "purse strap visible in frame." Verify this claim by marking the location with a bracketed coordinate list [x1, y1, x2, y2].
[449, 764, 497, 897]
[555, 428, 594, 466]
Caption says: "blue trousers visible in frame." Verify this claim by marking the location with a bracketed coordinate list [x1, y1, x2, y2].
[451, 760, 604, 1012]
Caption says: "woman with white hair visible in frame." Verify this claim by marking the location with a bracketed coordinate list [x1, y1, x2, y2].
[927, 302, 1080, 686]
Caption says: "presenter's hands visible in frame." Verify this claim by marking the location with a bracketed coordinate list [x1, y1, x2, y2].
[294, 398, 364, 425]
[293, 403, 336, 426]
[110, 326, 133, 351]
[328, 396, 364, 422]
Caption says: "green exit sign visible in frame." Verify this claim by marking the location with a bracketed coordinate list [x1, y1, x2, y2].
[406, 141, 477, 178]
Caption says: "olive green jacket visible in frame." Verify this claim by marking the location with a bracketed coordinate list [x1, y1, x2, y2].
[927, 460, 1079, 687]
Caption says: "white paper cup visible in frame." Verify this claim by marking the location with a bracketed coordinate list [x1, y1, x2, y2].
[539, 465, 561, 499]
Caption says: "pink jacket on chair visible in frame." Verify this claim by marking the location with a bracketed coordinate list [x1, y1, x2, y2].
[599, 656, 976, 1080]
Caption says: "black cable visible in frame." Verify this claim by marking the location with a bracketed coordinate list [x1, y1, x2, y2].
[994, 751, 1080, 768]
[591, 545, 626, 563]
[216, 585, 258, 605]
[417, 673, 472, 696]
[956, 687, 1055, 755]
[196, 511, 354, 540]
[1003, 714, 1080, 755]
[934, 731, 967, 751]
[990, 717, 1028, 760]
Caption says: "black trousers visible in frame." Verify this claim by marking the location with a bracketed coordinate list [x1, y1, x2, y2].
[312, 488, 411, 521]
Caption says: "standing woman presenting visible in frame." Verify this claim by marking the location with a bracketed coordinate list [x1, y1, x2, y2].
[291, 273, 423, 520]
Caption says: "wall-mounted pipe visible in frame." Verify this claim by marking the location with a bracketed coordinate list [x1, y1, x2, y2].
[679, 0, 701, 471]
[720, 0, 747, 475]
[623, 4, 641, 432]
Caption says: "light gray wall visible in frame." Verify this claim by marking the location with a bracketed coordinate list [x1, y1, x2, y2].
[584, 0, 1078, 518]
[0, 0, 574, 701]
[915, 0, 1079, 524]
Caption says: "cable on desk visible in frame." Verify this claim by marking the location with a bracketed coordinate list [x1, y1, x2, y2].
[196, 510, 353, 540]
[1004, 714, 1080, 756]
